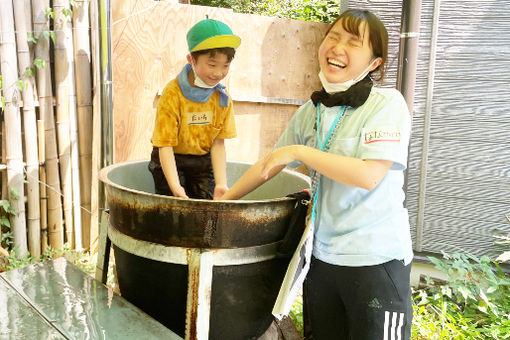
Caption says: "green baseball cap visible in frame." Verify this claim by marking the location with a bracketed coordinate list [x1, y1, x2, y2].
[186, 17, 241, 52]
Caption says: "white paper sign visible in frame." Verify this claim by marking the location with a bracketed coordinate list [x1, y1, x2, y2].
[272, 207, 315, 319]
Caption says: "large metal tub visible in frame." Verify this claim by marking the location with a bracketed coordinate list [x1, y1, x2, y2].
[99, 160, 309, 339]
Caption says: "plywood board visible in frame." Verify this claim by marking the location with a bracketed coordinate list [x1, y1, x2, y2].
[225, 102, 299, 163]
[112, 2, 327, 162]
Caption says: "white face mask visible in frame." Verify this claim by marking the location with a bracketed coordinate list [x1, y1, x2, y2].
[319, 59, 377, 94]
[191, 66, 217, 89]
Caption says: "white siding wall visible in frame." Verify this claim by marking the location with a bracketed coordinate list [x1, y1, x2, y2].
[345, 0, 510, 258]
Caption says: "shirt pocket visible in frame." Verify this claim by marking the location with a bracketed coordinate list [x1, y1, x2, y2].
[328, 137, 360, 157]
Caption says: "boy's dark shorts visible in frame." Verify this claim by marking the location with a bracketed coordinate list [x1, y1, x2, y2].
[148, 147, 215, 199]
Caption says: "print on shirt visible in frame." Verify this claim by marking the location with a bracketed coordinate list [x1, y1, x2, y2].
[186, 111, 213, 125]
[363, 126, 400, 144]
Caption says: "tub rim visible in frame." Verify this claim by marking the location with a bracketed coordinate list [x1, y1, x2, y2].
[99, 159, 310, 204]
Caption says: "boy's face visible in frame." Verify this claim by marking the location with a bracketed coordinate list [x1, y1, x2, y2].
[187, 52, 231, 87]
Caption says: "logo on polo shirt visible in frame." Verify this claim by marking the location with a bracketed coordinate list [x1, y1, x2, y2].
[187, 111, 212, 125]
[363, 126, 400, 144]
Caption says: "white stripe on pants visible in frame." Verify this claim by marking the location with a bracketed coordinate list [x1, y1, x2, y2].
[383, 311, 404, 340]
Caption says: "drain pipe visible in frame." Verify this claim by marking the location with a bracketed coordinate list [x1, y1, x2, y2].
[396, 0, 422, 114]
[98, 0, 114, 167]
[397, 1, 422, 216]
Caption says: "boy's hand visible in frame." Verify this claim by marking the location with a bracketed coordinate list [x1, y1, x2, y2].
[171, 185, 189, 198]
[213, 184, 228, 200]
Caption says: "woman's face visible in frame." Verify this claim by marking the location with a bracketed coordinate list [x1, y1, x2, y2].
[318, 19, 381, 84]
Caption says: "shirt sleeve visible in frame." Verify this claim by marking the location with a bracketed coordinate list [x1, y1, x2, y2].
[358, 90, 411, 170]
[151, 85, 180, 147]
[274, 101, 315, 168]
[217, 98, 237, 139]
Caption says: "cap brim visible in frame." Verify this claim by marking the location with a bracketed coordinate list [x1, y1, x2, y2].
[191, 35, 241, 52]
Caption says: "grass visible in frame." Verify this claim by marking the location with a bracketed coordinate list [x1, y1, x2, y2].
[0, 243, 116, 287]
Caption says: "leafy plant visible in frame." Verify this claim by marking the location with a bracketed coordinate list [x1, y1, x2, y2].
[0, 243, 116, 287]
[289, 292, 304, 335]
[1, 199, 16, 249]
[190, 0, 342, 23]
[494, 214, 510, 263]
[413, 252, 510, 339]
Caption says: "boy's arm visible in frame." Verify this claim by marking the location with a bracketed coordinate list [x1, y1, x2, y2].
[210, 138, 228, 200]
[159, 146, 188, 198]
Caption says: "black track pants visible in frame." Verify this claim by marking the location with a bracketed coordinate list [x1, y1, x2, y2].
[303, 257, 412, 340]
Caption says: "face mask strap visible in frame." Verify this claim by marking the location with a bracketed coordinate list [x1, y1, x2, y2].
[353, 59, 378, 83]
[191, 65, 216, 89]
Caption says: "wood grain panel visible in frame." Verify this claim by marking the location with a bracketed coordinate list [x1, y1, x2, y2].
[112, 2, 326, 162]
[226, 102, 299, 163]
[229, 13, 328, 100]
[112, 2, 236, 162]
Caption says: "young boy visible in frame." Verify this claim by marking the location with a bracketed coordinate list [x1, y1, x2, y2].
[149, 18, 241, 199]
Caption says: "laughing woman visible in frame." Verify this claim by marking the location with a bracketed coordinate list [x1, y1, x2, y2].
[221, 9, 413, 340]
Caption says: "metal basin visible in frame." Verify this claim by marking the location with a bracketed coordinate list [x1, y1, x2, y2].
[99, 160, 309, 339]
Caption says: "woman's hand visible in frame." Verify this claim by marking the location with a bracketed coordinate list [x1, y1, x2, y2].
[260, 146, 301, 179]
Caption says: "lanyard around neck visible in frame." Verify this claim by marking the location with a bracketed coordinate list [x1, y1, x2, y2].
[316, 103, 347, 152]
[310, 103, 347, 221]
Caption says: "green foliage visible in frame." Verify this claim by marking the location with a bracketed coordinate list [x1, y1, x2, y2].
[15, 80, 26, 92]
[62, 7, 73, 19]
[493, 214, 510, 263]
[9, 187, 20, 200]
[45, 7, 55, 20]
[27, 32, 38, 44]
[1, 199, 16, 248]
[1, 244, 116, 287]
[24, 67, 35, 78]
[289, 293, 304, 335]
[190, 0, 342, 23]
[413, 252, 510, 339]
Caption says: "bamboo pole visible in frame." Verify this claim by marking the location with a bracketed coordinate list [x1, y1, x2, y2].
[53, 0, 76, 247]
[38, 120, 48, 253]
[73, 0, 93, 250]
[32, 0, 64, 250]
[1, 123, 6, 200]
[1, 123, 4, 246]
[89, 0, 101, 251]
[0, 0, 28, 256]
[13, 0, 41, 258]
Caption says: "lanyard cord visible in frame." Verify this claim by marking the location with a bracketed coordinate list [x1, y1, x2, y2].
[310, 104, 347, 219]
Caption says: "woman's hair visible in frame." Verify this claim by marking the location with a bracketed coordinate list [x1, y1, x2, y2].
[327, 9, 388, 82]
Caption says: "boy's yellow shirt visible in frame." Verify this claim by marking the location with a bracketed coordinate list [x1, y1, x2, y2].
[151, 78, 237, 155]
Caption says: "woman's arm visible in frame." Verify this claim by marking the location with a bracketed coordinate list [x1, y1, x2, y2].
[261, 145, 392, 191]
[159, 146, 188, 198]
[219, 158, 286, 200]
[210, 138, 228, 199]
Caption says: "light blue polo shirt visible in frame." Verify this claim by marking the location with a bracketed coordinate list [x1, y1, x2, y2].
[275, 87, 413, 266]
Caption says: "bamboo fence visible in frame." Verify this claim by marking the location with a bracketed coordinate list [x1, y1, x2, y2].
[0, 0, 97, 256]
[0, 0, 28, 256]
[13, 0, 41, 258]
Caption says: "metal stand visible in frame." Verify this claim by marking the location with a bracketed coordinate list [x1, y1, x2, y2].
[95, 211, 281, 340]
